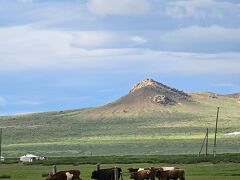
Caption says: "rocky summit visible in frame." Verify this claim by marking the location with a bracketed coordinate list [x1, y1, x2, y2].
[129, 78, 160, 93]
[129, 78, 191, 105]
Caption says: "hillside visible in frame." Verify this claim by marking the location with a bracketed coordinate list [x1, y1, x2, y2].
[0, 78, 239, 157]
[93, 78, 191, 114]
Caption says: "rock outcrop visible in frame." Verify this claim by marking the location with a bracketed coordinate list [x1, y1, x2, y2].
[151, 94, 176, 105]
[128, 78, 190, 105]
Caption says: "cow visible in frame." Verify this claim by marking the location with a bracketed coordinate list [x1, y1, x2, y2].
[128, 168, 151, 173]
[160, 167, 179, 171]
[91, 167, 123, 180]
[46, 170, 81, 180]
[128, 168, 140, 173]
[155, 169, 185, 180]
[130, 168, 155, 180]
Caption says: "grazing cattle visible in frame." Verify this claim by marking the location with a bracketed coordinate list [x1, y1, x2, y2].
[161, 167, 179, 171]
[155, 169, 185, 180]
[128, 168, 140, 173]
[46, 170, 81, 180]
[138, 168, 145, 172]
[91, 167, 123, 180]
[130, 169, 155, 180]
[128, 168, 151, 173]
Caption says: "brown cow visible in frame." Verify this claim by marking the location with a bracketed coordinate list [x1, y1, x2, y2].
[128, 168, 151, 173]
[130, 169, 155, 180]
[46, 170, 81, 180]
[155, 169, 185, 180]
[128, 168, 140, 173]
[159, 167, 179, 171]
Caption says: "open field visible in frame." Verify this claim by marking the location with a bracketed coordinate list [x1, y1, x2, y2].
[6, 154, 240, 165]
[0, 162, 239, 180]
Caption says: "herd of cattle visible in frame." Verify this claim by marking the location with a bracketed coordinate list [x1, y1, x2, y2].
[45, 166, 185, 180]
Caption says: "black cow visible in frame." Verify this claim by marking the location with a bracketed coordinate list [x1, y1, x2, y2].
[91, 167, 123, 180]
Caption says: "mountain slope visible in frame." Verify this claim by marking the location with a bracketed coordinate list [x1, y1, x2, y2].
[0, 78, 239, 156]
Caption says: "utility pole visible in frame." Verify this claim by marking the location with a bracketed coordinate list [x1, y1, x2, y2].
[213, 107, 220, 157]
[198, 128, 209, 156]
[0, 128, 2, 164]
[206, 128, 208, 156]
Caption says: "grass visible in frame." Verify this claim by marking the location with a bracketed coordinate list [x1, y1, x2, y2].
[0, 162, 239, 180]
[2, 154, 240, 166]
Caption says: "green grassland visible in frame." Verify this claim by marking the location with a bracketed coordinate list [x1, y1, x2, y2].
[0, 93, 239, 156]
[0, 162, 240, 180]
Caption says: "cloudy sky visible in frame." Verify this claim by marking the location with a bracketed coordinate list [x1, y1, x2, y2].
[0, 0, 240, 115]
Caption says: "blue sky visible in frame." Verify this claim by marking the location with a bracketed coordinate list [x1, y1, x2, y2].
[0, 0, 240, 115]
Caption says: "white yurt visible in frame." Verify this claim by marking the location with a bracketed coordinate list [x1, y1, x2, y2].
[0, 156, 4, 162]
[20, 154, 39, 162]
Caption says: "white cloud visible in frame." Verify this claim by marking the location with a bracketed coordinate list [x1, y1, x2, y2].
[0, 25, 143, 71]
[0, 97, 7, 106]
[0, 26, 153, 69]
[70, 31, 117, 49]
[130, 36, 147, 44]
[165, 0, 240, 19]
[87, 0, 150, 16]
[158, 25, 240, 52]
[2, 1, 91, 29]
[0, 25, 240, 75]
[139, 51, 240, 75]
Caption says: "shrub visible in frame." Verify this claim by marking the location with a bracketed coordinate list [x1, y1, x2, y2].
[0, 174, 11, 179]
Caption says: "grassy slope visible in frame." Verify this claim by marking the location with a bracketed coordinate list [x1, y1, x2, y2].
[0, 93, 239, 156]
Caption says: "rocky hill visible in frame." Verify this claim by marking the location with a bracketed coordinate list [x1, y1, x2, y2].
[93, 78, 192, 115]
[0, 78, 239, 156]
